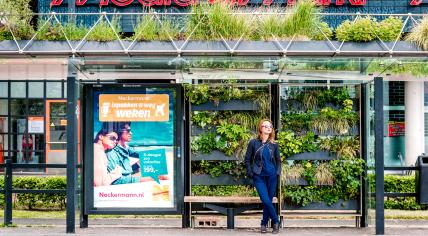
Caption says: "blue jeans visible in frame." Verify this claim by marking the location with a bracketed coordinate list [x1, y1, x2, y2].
[253, 174, 279, 225]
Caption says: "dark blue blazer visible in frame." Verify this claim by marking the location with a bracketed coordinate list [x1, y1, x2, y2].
[244, 138, 281, 177]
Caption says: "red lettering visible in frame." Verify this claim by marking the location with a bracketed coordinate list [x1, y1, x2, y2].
[262, 0, 272, 5]
[112, 0, 134, 6]
[335, 0, 345, 5]
[50, 0, 63, 6]
[316, 0, 330, 5]
[50, 0, 374, 7]
[76, 0, 88, 5]
[287, 0, 296, 5]
[172, 0, 198, 7]
[349, 0, 366, 5]
[410, 0, 422, 5]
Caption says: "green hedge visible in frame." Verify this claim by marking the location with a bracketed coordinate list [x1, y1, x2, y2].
[369, 174, 428, 210]
[0, 176, 66, 210]
[0, 175, 427, 210]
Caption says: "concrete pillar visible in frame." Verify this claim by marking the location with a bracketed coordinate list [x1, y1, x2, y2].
[405, 81, 425, 166]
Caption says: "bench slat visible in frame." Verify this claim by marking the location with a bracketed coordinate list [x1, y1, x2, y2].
[184, 196, 278, 203]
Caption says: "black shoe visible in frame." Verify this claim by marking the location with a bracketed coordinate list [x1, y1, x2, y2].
[272, 223, 280, 234]
[261, 224, 268, 233]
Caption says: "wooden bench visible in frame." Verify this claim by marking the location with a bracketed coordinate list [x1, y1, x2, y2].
[184, 196, 278, 229]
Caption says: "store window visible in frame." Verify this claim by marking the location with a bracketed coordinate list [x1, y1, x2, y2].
[47, 82, 62, 98]
[11, 82, 26, 98]
[1, 80, 66, 173]
[29, 82, 44, 98]
[0, 82, 7, 97]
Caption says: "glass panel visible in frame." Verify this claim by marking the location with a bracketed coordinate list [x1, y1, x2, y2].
[11, 117, 27, 133]
[0, 117, 6, 162]
[11, 82, 26, 98]
[46, 82, 62, 98]
[28, 82, 44, 98]
[0, 82, 7, 97]
[28, 99, 44, 116]
[63, 82, 66, 98]
[0, 99, 7, 115]
[10, 99, 27, 116]
[49, 102, 67, 150]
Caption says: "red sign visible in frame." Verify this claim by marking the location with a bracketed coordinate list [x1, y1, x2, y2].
[50, 0, 370, 7]
[388, 122, 405, 137]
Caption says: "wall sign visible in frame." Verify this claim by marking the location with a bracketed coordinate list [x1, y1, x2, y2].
[50, 0, 371, 7]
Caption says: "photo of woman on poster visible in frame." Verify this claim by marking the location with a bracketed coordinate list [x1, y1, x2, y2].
[93, 122, 122, 187]
[107, 122, 168, 184]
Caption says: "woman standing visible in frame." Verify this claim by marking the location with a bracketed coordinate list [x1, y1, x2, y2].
[93, 123, 122, 187]
[245, 119, 281, 234]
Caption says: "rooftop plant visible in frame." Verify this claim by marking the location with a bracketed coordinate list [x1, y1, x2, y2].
[186, 2, 251, 40]
[0, 0, 34, 40]
[406, 16, 428, 51]
[133, 14, 180, 41]
[255, 0, 320, 40]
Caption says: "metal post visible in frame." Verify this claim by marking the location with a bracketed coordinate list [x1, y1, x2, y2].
[4, 159, 12, 226]
[66, 62, 79, 233]
[182, 89, 191, 228]
[226, 208, 235, 229]
[374, 77, 385, 235]
[360, 83, 369, 227]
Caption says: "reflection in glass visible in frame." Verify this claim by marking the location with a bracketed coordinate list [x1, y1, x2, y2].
[47, 82, 62, 98]
[0, 82, 7, 97]
[28, 99, 44, 116]
[11, 99, 28, 116]
[49, 102, 67, 150]
[29, 82, 44, 98]
[11, 82, 26, 98]
[0, 99, 7, 115]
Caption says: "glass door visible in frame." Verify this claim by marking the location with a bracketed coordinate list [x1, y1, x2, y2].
[46, 100, 67, 174]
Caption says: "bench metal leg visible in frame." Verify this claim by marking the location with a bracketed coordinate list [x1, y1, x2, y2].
[226, 208, 234, 229]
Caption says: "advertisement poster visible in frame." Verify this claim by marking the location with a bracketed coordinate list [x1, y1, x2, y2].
[388, 121, 405, 137]
[93, 90, 175, 209]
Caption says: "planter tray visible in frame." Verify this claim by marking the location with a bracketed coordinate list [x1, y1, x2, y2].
[191, 174, 251, 186]
[192, 100, 258, 111]
[282, 199, 359, 211]
[192, 150, 238, 161]
[287, 151, 336, 161]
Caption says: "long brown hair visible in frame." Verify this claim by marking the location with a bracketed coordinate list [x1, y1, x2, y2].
[257, 119, 275, 143]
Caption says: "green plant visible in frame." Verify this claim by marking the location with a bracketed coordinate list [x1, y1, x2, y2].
[310, 22, 333, 41]
[319, 136, 360, 158]
[184, 84, 210, 105]
[281, 112, 315, 134]
[186, 2, 251, 40]
[276, 131, 317, 159]
[191, 185, 257, 197]
[86, 16, 121, 42]
[376, 16, 403, 42]
[314, 162, 334, 185]
[336, 17, 377, 42]
[282, 163, 305, 184]
[256, 0, 320, 40]
[216, 121, 251, 159]
[192, 160, 245, 178]
[312, 106, 358, 135]
[133, 15, 179, 41]
[191, 111, 215, 128]
[35, 20, 87, 41]
[191, 131, 217, 154]
[406, 16, 428, 51]
[0, 0, 34, 40]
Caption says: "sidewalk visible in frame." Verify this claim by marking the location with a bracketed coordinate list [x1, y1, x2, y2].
[1, 218, 428, 235]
